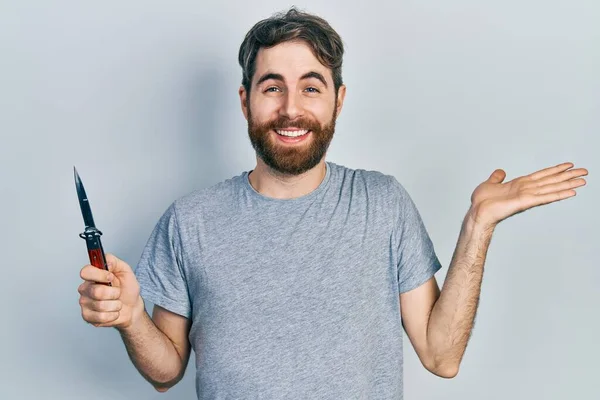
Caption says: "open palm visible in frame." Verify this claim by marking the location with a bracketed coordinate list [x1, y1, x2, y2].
[470, 162, 588, 227]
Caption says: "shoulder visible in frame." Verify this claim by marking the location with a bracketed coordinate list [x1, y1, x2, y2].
[329, 161, 407, 200]
[165, 171, 247, 221]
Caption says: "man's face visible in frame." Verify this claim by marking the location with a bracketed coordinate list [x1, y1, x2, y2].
[239, 40, 346, 176]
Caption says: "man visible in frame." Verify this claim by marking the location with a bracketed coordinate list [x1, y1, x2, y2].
[77, 7, 588, 399]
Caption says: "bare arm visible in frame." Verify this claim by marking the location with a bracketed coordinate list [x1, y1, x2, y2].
[401, 211, 492, 379]
[118, 297, 192, 392]
[400, 210, 491, 378]
[425, 212, 493, 374]
[401, 162, 586, 378]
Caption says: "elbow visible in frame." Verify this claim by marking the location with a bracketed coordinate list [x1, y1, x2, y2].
[152, 380, 176, 393]
[152, 379, 179, 393]
[423, 358, 460, 379]
[150, 372, 185, 393]
[430, 364, 459, 379]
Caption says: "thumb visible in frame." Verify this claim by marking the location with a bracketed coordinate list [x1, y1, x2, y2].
[105, 253, 133, 275]
[487, 169, 506, 184]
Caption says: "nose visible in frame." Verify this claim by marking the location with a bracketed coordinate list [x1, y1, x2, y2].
[279, 90, 303, 120]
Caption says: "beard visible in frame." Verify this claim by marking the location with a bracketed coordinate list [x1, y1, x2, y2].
[247, 103, 337, 176]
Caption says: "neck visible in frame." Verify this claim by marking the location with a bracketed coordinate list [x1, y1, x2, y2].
[248, 158, 327, 200]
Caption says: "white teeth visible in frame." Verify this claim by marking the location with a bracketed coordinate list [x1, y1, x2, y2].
[275, 129, 309, 137]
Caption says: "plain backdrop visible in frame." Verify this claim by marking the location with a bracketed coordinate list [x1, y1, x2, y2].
[1, 1, 598, 399]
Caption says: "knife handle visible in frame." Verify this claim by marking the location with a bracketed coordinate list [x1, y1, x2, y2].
[79, 228, 112, 286]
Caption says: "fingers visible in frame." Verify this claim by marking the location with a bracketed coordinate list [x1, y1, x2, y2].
[78, 253, 132, 328]
[81, 298, 123, 313]
[80, 264, 113, 284]
[524, 188, 578, 208]
[534, 167, 588, 187]
[78, 280, 121, 300]
[528, 162, 575, 181]
[81, 308, 120, 326]
[78, 282, 123, 326]
[105, 253, 133, 275]
[533, 177, 587, 196]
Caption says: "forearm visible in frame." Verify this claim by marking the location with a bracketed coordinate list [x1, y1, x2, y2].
[426, 208, 495, 375]
[117, 297, 185, 390]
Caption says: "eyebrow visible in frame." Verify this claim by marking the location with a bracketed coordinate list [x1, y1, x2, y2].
[256, 71, 328, 88]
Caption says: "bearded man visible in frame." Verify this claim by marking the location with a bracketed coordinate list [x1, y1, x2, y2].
[77, 7, 588, 400]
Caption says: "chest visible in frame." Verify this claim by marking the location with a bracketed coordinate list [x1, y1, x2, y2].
[186, 204, 396, 321]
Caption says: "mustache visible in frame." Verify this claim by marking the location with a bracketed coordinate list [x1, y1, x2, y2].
[255, 116, 323, 132]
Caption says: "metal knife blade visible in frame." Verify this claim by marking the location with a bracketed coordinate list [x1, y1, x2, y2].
[74, 166, 97, 229]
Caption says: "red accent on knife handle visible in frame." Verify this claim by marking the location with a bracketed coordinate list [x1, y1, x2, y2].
[89, 248, 107, 270]
[88, 248, 111, 286]
[81, 229, 112, 286]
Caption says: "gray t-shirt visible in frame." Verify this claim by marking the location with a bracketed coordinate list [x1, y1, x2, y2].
[135, 161, 442, 399]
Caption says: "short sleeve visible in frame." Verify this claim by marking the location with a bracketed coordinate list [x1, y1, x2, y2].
[134, 201, 191, 318]
[390, 177, 443, 294]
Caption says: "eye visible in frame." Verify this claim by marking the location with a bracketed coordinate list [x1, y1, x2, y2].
[305, 87, 320, 93]
[265, 86, 281, 93]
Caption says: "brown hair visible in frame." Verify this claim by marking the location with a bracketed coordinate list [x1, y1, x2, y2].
[238, 6, 345, 96]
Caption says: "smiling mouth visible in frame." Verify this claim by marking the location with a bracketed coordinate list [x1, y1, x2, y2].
[272, 129, 312, 144]
[275, 129, 310, 137]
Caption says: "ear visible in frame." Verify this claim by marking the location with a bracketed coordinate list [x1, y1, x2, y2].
[239, 85, 249, 121]
[335, 84, 347, 117]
